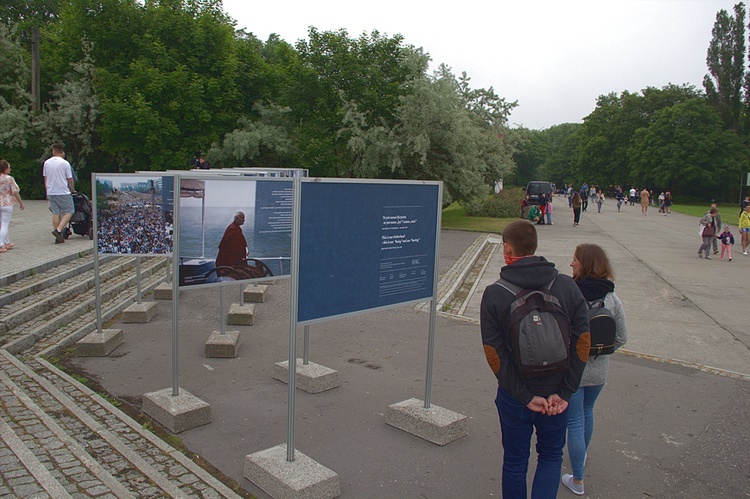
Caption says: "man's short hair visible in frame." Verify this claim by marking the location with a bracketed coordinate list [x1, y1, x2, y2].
[502, 220, 537, 256]
[52, 143, 64, 155]
[234, 211, 245, 221]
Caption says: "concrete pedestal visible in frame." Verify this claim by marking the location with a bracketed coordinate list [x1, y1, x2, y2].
[76, 329, 124, 357]
[227, 303, 255, 325]
[385, 398, 468, 446]
[273, 359, 339, 394]
[244, 444, 340, 499]
[153, 282, 178, 300]
[205, 330, 241, 358]
[122, 301, 158, 323]
[142, 387, 212, 434]
[243, 284, 268, 303]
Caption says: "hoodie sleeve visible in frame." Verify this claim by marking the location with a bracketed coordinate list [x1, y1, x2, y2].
[557, 277, 590, 401]
[480, 284, 535, 406]
[608, 292, 628, 351]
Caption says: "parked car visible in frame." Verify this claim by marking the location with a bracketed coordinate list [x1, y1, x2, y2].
[525, 181, 554, 205]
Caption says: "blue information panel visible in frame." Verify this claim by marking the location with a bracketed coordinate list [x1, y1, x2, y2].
[297, 181, 440, 323]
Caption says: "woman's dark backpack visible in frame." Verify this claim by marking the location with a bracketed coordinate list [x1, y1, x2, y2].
[587, 299, 616, 357]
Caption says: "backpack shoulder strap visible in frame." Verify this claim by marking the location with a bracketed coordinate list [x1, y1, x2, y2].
[588, 298, 605, 309]
[496, 276, 557, 296]
[495, 278, 521, 296]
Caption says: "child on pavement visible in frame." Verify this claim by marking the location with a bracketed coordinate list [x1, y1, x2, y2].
[718, 226, 735, 262]
[546, 197, 553, 225]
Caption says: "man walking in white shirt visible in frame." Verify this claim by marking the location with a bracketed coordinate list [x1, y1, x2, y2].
[43, 144, 75, 244]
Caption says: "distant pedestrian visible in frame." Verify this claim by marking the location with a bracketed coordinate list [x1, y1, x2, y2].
[663, 191, 672, 216]
[739, 205, 750, 255]
[0, 160, 25, 253]
[572, 191, 582, 227]
[718, 226, 734, 262]
[739, 195, 750, 217]
[528, 204, 542, 224]
[43, 145, 76, 244]
[640, 188, 650, 215]
[546, 197, 554, 225]
[539, 192, 548, 225]
[596, 192, 605, 213]
[698, 208, 718, 259]
[658, 192, 665, 213]
[705, 204, 722, 255]
[629, 187, 636, 206]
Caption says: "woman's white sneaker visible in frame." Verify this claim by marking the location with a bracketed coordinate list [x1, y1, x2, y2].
[562, 474, 584, 496]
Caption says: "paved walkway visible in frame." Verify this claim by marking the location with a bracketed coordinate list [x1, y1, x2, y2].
[0, 200, 94, 284]
[3, 197, 750, 498]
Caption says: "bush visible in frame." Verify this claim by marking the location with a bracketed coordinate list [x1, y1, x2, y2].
[464, 187, 526, 218]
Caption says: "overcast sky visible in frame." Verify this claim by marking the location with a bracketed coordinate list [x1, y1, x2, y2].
[221, 0, 739, 130]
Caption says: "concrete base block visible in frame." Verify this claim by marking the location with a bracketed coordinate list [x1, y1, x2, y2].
[243, 284, 268, 303]
[227, 303, 255, 325]
[142, 387, 212, 434]
[244, 444, 340, 499]
[153, 282, 178, 300]
[76, 329, 124, 357]
[122, 301, 158, 323]
[385, 397, 468, 446]
[273, 359, 339, 394]
[205, 330, 241, 358]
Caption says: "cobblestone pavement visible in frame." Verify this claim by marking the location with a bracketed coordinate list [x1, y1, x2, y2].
[0, 201, 244, 498]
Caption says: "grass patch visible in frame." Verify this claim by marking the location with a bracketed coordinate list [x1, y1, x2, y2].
[442, 202, 512, 233]
[671, 203, 741, 221]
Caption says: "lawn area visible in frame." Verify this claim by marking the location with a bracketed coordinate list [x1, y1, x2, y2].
[441, 202, 509, 233]
[670, 203, 741, 221]
[442, 201, 744, 232]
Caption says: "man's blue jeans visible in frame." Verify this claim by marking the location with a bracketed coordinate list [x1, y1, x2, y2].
[566, 384, 605, 480]
[495, 387, 568, 498]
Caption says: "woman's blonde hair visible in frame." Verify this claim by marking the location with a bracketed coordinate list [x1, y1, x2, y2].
[573, 243, 614, 280]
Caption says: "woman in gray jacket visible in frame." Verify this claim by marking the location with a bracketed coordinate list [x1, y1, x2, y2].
[562, 244, 628, 496]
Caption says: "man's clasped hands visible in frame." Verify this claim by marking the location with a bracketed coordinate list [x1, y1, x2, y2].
[526, 394, 568, 415]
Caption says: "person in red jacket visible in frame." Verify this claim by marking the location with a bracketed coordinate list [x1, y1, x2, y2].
[216, 212, 248, 274]
[481, 220, 590, 498]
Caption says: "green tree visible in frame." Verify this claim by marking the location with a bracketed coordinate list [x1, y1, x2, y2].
[538, 123, 581, 186]
[38, 39, 99, 178]
[704, 2, 746, 132]
[573, 85, 700, 186]
[0, 0, 61, 28]
[293, 28, 422, 176]
[509, 128, 546, 186]
[0, 24, 32, 149]
[395, 64, 515, 204]
[629, 98, 747, 198]
[207, 103, 294, 166]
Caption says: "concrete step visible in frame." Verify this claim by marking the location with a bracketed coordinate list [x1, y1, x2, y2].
[0, 251, 99, 309]
[2, 257, 167, 357]
[0, 256, 146, 334]
[0, 349, 240, 497]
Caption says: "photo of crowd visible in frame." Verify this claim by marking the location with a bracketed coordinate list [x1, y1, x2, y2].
[95, 175, 173, 255]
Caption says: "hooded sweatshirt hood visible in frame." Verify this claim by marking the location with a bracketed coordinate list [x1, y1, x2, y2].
[499, 255, 559, 289]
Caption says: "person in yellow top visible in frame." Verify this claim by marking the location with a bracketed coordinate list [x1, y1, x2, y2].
[739, 205, 750, 255]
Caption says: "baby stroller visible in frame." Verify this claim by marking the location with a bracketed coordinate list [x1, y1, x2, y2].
[63, 192, 94, 240]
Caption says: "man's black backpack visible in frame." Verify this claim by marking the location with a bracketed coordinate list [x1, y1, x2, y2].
[587, 299, 616, 357]
[496, 277, 571, 378]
